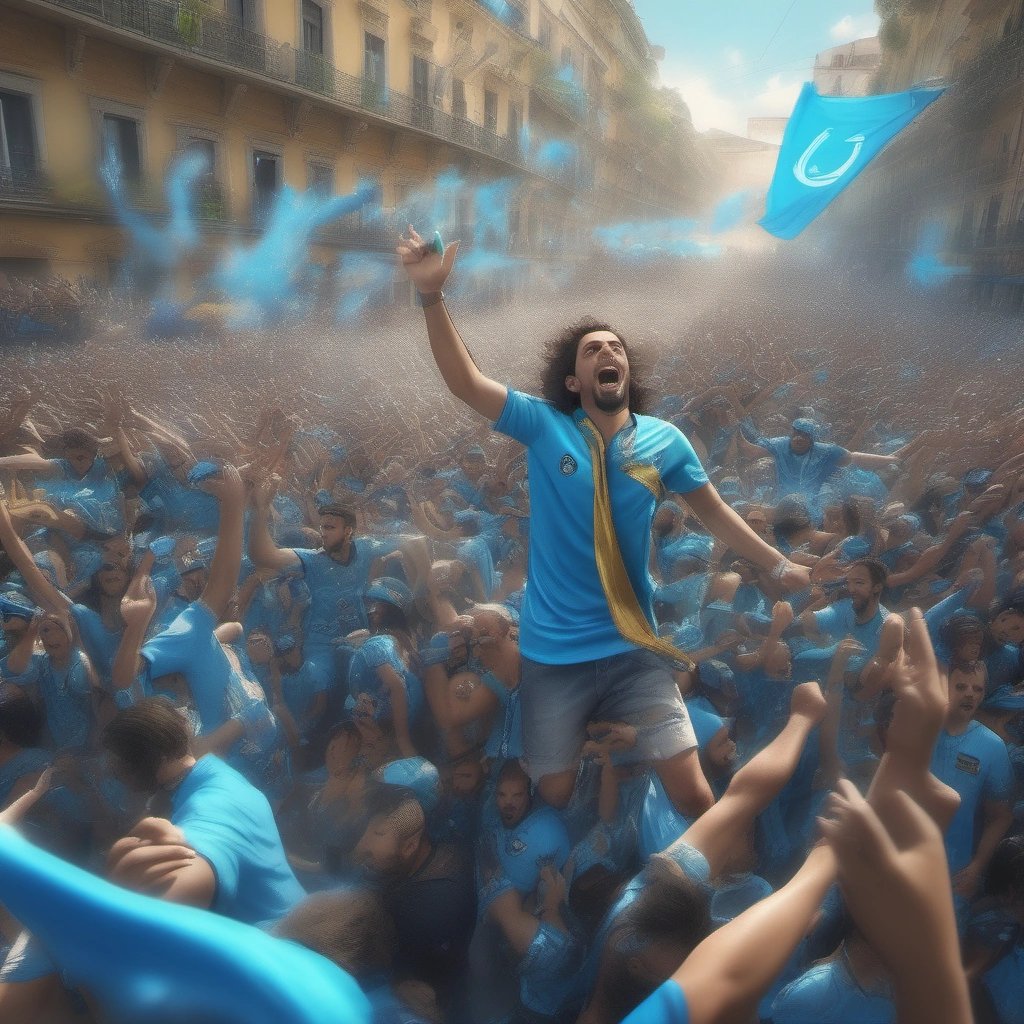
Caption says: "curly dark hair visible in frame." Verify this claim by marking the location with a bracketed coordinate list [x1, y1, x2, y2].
[537, 318, 652, 415]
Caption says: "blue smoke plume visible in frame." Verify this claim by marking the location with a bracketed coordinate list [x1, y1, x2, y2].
[907, 223, 969, 289]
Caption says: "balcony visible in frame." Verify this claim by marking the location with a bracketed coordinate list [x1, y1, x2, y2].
[0, 165, 54, 205]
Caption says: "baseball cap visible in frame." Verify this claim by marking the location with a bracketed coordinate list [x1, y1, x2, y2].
[364, 577, 412, 612]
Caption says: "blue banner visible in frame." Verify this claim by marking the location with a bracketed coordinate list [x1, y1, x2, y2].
[759, 82, 945, 240]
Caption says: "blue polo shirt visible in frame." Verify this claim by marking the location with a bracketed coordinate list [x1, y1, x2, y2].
[756, 437, 849, 498]
[294, 538, 389, 648]
[171, 755, 305, 926]
[813, 600, 890, 656]
[930, 722, 1014, 874]
[494, 390, 708, 663]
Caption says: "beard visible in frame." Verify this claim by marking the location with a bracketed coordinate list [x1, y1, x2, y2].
[592, 382, 628, 414]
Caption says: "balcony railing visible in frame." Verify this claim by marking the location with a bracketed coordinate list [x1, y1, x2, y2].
[0, 165, 53, 203]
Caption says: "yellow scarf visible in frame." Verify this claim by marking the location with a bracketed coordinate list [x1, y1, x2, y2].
[579, 417, 696, 671]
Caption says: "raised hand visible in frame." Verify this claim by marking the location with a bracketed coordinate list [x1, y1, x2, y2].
[396, 224, 460, 294]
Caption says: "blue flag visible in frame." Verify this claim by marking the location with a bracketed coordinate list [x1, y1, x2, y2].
[759, 82, 945, 240]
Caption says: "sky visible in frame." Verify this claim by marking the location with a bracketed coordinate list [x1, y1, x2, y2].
[631, 0, 880, 135]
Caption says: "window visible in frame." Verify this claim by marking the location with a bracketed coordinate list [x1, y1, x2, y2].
[102, 113, 141, 183]
[364, 33, 386, 94]
[484, 89, 498, 134]
[452, 78, 467, 119]
[0, 89, 38, 183]
[412, 56, 430, 104]
[302, 0, 323, 54]
[831, 53, 845, 68]
[252, 149, 280, 219]
[539, 17, 552, 50]
[308, 161, 333, 196]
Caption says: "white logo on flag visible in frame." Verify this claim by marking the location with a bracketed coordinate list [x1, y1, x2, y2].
[793, 129, 865, 188]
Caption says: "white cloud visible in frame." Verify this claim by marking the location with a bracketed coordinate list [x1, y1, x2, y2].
[658, 65, 745, 134]
[725, 47, 744, 68]
[829, 12, 880, 42]
[750, 73, 804, 117]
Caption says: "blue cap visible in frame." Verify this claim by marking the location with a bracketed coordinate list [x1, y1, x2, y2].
[895, 513, 922, 531]
[0, 593, 36, 622]
[364, 577, 412, 612]
[378, 757, 442, 814]
[791, 418, 818, 439]
[498, 806, 571, 894]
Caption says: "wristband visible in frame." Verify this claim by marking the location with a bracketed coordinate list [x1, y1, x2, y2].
[418, 290, 444, 309]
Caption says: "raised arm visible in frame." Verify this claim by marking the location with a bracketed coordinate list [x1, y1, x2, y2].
[198, 465, 247, 621]
[248, 475, 301, 574]
[112, 554, 157, 700]
[0, 492, 70, 613]
[397, 226, 507, 421]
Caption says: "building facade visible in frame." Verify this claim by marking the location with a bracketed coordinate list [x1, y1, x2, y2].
[813, 35, 881, 96]
[0, 0, 709, 282]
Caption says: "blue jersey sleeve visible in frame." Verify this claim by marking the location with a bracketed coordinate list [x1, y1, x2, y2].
[493, 390, 551, 447]
[622, 979, 690, 1024]
[660, 427, 711, 496]
[983, 734, 1015, 804]
[812, 603, 844, 637]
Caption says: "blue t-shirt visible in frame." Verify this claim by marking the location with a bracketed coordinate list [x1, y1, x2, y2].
[757, 437, 849, 498]
[294, 539, 388, 648]
[140, 449, 221, 536]
[6, 650, 93, 750]
[171, 755, 305, 926]
[813, 600, 890, 657]
[622, 979, 690, 1024]
[930, 721, 1014, 874]
[0, 824, 368, 1024]
[347, 634, 424, 725]
[494, 390, 709, 663]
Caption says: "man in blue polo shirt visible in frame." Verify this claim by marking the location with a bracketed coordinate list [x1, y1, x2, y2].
[736, 418, 898, 515]
[398, 227, 810, 816]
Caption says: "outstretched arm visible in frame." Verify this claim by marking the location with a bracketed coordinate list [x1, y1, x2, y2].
[397, 226, 507, 421]
[685, 484, 810, 591]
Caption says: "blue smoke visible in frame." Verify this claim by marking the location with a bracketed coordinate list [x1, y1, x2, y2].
[593, 219, 721, 261]
[214, 182, 378, 327]
[535, 140, 577, 172]
[335, 252, 395, 322]
[709, 191, 752, 235]
[477, 0, 524, 26]
[907, 223, 969, 289]
[101, 147, 208, 272]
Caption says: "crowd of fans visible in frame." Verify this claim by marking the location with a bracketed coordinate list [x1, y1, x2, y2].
[0, 257, 1019, 1023]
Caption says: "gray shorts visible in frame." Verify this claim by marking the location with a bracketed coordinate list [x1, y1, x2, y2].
[519, 649, 698, 782]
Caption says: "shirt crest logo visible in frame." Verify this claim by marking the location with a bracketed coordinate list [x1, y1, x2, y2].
[955, 753, 980, 776]
[559, 454, 577, 476]
[506, 836, 527, 856]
